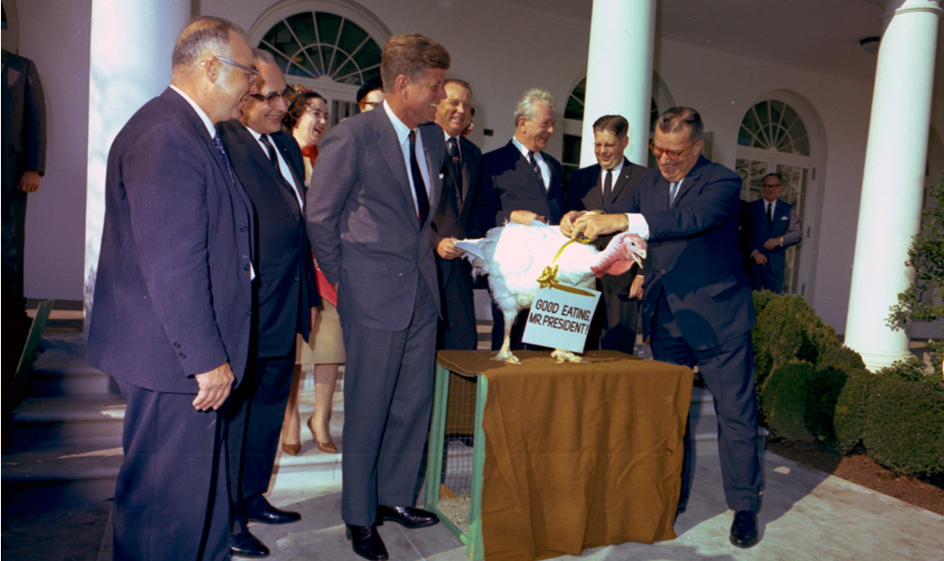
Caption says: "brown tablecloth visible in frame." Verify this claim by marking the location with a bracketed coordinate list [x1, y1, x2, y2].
[436, 350, 693, 561]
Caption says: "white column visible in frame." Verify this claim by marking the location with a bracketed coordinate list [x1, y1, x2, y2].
[580, 0, 656, 168]
[845, 0, 941, 370]
[84, 0, 190, 320]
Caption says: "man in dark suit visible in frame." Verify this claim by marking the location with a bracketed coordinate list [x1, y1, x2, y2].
[565, 114, 648, 354]
[1, 48, 46, 395]
[563, 107, 762, 549]
[479, 88, 565, 350]
[748, 172, 801, 294]
[218, 49, 319, 558]
[86, 17, 257, 561]
[307, 33, 450, 561]
[432, 78, 481, 351]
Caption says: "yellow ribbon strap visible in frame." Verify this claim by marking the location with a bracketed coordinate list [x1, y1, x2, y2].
[534, 239, 596, 297]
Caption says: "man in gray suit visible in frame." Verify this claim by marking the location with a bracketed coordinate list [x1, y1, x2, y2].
[307, 33, 450, 561]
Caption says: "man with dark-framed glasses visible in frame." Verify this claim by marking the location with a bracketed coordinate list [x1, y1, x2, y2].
[562, 107, 762, 549]
[217, 48, 319, 559]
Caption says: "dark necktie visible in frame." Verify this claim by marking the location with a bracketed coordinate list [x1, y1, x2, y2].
[767, 202, 773, 224]
[213, 134, 237, 186]
[528, 150, 542, 178]
[603, 169, 613, 202]
[447, 137, 463, 204]
[259, 134, 279, 170]
[409, 130, 429, 224]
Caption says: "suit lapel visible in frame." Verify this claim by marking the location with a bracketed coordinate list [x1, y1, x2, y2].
[421, 126, 440, 228]
[609, 158, 633, 204]
[375, 114, 419, 226]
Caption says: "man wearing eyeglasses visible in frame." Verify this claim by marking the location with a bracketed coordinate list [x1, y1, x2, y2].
[217, 48, 319, 559]
[747, 173, 801, 294]
[562, 107, 762, 549]
[87, 16, 257, 561]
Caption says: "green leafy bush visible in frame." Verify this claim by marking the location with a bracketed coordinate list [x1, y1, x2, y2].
[752, 293, 842, 388]
[832, 369, 876, 454]
[862, 367, 944, 476]
[762, 362, 847, 444]
[761, 362, 816, 441]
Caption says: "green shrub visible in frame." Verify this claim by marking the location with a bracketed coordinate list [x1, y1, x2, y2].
[805, 366, 847, 445]
[863, 368, 944, 476]
[752, 293, 843, 388]
[761, 362, 816, 441]
[815, 345, 867, 374]
[832, 370, 876, 454]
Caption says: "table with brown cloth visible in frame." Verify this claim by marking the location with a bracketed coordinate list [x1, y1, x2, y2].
[432, 350, 693, 561]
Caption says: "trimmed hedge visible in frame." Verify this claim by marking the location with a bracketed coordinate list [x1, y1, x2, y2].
[753, 291, 944, 476]
[762, 362, 846, 445]
[862, 372, 944, 476]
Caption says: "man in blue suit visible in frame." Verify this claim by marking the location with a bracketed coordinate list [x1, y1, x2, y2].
[478, 88, 565, 350]
[307, 33, 449, 561]
[562, 107, 762, 548]
[748, 173, 802, 294]
[87, 17, 256, 561]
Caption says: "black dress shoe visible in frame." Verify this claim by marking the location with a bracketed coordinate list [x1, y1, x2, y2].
[246, 496, 301, 525]
[729, 510, 759, 548]
[377, 505, 439, 529]
[230, 531, 270, 558]
[345, 524, 388, 561]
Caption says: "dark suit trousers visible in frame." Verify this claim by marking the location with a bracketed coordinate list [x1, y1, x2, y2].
[649, 290, 762, 513]
[225, 350, 295, 533]
[584, 278, 639, 355]
[437, 257, 478, 351]
[114, 381, 229, 561]
[750, 260, 785, 294]
[340, 278, 438, 526]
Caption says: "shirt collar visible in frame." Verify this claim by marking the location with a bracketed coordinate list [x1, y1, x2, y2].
[170, 85, 216, 139]
[512, 137, 541, 160]
[383, 99, 413, 144]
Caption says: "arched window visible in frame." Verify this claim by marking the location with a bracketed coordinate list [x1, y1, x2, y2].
[735, 99, 813, 295]
[258, 12, 381, 86]
[250, 5, 387, 130]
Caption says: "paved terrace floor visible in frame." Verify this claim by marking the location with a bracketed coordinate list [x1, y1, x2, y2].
[3, 305, 943, 561]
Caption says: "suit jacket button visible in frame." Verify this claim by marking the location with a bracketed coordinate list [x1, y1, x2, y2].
[240, 226, 248, 233]
[244, 264, 250, 271]
[179, 353, 186, 359]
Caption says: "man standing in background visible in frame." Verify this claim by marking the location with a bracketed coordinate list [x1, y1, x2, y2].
[565, 114, 648, 354]
[748, 172, 801, 294]
[432, 78, 482, 351]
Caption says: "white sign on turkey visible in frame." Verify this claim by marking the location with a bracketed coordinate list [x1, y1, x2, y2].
[522, 286, 601, 353]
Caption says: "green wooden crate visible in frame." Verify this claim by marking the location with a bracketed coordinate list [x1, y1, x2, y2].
[424, 360, 488, 560]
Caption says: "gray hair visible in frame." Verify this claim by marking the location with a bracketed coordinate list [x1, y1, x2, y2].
[172, 16, 246, 70]
[514, 88, 555, 126]
[252, 48, 277, 66]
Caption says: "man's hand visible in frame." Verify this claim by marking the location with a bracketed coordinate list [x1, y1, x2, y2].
[311, 306, 319, 329]
[436, 237, 461, 260]
[509, 210, 544, 225]
[17, 171, 41, 193]
[192, 363, 235, 411]
[560, 210, 586, 237]
[752, 251, 768, 265]
[568, 212, 628, 242]
[629, 275, 644, 299]
[763, 237, 782, 250]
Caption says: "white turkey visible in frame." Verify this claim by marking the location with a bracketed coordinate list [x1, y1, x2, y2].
[456, 222, 646, 364]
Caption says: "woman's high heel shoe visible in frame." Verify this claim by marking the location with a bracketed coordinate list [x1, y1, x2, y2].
[282, 441, 301, 456]
[308, 417, 338, 454]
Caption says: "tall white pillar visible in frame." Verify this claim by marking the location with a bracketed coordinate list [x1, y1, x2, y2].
[845, 0, 941, 370]
[84, 0, 190, 320]
[580, 0, 656, 168]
